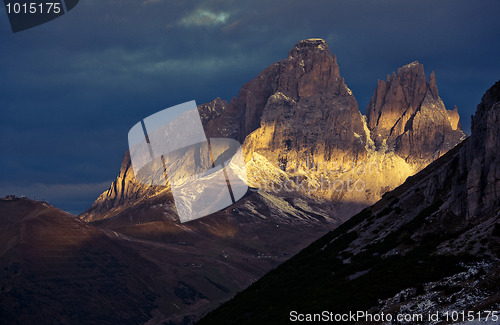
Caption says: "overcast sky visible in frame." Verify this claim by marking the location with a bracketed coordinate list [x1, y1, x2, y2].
[1, 0, 499, 214]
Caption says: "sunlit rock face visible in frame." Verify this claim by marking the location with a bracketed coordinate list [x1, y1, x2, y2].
[366, 62, 466, 167]
[214, 39, 465, 216]
[82, 38, 466, 222]
[241, 39, 366, 166]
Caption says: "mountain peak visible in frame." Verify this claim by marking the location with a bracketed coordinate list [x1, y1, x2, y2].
[429, 70, 439, 98]
[288, 38, 330, 57]
[400, 60, 423, 70]
[366, 61, 465, 166]
[473, 79, 500, 134]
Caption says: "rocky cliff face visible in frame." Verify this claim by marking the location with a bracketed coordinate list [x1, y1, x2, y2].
[241, 39, 366, 167]
[366, 62, 465, 166]
[236, 40, 464, 215]
[201, 38, 365, 152]
[197, 80, 500, 325]
[81, 152, 174, 222]
[464, 81, 500, 218]
[198, 97, 231, 138]
[81, 38, 465, 223]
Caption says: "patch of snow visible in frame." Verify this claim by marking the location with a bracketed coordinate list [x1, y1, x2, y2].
[361, 115, 376, 152]
[348, 268, 371, 280]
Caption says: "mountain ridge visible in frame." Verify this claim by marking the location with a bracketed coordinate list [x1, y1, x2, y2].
[81, 38, 465, 224]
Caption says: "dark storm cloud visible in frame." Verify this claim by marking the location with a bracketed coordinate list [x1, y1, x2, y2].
[1, 0, 499, 213]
